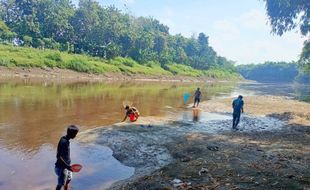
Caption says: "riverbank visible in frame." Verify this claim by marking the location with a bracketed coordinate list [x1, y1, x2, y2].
[78, 95, 310, 189]
[0, 44, 241, 82]
[0, 66, 237, 83]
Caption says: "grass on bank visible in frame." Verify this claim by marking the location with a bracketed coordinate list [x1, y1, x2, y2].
[0, 44, 240, 79]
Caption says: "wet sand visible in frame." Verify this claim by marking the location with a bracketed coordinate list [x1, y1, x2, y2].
[78, 95, 310, 189]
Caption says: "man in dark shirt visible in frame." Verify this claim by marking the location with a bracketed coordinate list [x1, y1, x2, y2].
[55, 125, 79, 190]
[193, 88, 201, 107]
[232, 95, 244, 129]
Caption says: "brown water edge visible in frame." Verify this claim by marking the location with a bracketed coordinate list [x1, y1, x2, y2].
[78, 96, 310, 190]
[0, 80, 236, 152]
[0, 79, 238, 189]
[0, 66, 229, 83]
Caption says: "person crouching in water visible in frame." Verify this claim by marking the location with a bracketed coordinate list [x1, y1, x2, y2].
[122, 105, 140, 122]
[55, 125, 79, 190]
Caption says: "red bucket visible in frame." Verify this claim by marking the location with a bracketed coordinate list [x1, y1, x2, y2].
[71, 164, 82, 173]
[129, 114, 136, 122]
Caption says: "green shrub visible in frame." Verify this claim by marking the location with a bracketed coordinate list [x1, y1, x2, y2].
[0, 58, 9, 66]
[44, 59, 56, 68]
[146, 61, 160, 68]
[67, 59, 90, 73]
[113, 57, 136, 67]
[23, 36, 33, 46]
[45, 52, 62, 62]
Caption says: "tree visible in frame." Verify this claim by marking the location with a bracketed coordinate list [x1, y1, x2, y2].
[264, 0, 310, 70]
[3, 0, 41, 38]
[264, 0, 309, 36]
[0, 20, 15, 42]
[36, 0, 75, 43]
[0, 0, 238, 74]
[300, 40, 310, 72]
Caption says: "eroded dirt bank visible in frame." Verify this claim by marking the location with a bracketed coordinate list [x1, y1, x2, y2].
[0, 66, 225, 83]
[78, 96, 310, 190]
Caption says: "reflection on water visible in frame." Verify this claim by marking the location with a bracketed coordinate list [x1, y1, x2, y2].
[0, 80, 236, 189]
[0, 80, 308, 189]
[0, 81, 235, 152]
[181, 109, 231, 123]
[0, 143, 134, 190]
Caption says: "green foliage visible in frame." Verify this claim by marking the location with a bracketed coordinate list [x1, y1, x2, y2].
[166, 63, 203, 77]
[68, 59, 90, 73]
[0, 0, 237, 74]
[237, 62, 299, 83]
[299, 40, 310, 72]
[264, 0, 309, 36]
[23, 36, 33, 47]
[0, 20, 15, 41]
[264, 0, 310, 72]
[45, 52, 62, 62]
[113, 57, 136, 67]
[0, 44, 240, 79]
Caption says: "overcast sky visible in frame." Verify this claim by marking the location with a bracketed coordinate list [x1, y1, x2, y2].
[72, 0, 306, 64]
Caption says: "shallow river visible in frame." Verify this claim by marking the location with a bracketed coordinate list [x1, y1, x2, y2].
[0, 79, 308, 190]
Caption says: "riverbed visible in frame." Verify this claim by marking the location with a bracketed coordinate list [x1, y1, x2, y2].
[0, 80, 309, 189]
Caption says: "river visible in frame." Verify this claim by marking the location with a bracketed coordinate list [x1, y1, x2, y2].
[0, 79, 309, 190]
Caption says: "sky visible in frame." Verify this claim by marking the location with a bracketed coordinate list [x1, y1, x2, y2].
[72, 0, 306, 65]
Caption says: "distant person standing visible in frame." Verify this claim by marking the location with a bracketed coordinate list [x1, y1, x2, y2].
[193, 88, 201, 107]
[55, 125, 79, 190]
[232, 95, 244, 130]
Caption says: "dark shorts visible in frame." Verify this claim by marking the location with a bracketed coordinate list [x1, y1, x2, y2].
[194, 98, 200, 103]
[55, 167, 72, 186]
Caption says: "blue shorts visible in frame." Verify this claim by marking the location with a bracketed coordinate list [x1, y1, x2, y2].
[55, 167, 72, 186]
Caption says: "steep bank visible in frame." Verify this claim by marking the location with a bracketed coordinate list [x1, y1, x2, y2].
[78, 96, 310, 189]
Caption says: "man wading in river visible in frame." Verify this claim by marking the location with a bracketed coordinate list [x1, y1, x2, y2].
[232, 95, 244, 130]
[55, 125, 79, 190]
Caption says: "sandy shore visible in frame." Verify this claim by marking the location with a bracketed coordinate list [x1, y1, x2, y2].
[201, 95, 310, 126]
[78, 96, 310, 190]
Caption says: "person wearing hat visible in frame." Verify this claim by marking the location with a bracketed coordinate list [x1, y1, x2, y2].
[55, 125, 79, 190]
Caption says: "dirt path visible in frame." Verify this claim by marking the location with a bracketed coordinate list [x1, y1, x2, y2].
[78, 96, 310, 190]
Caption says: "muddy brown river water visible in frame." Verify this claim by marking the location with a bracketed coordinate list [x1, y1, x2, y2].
[0, 80, 308, 190]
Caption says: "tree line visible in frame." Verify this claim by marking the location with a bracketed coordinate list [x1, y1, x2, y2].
[0, 0, 236, 72]
[237, 62, 299, 83]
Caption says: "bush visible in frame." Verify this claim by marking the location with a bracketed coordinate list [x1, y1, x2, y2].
[44, 59, 56, 68]
[0, 58, 16, 67]
[23, 36, 33, 47]
[146, 61, 160, 68]
[45, 52, 62, 62]
[67, 59, 90, 73]
[166, 63, 203, 77]
[113, 57, 136, 67]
